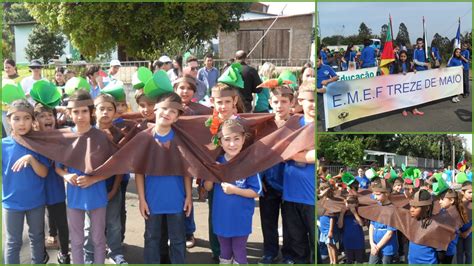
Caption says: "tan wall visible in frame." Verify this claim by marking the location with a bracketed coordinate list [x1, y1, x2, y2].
[218, 14, 313, 60]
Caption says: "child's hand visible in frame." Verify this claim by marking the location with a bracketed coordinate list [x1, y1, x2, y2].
[184, 196, 193, 217]
[327, 231, 333, 239]
[370, 245, 379, 255]
[77, 175, 98, 188]
[64, 173, 78, 186]
[11, 154, 34, 172]
[139, 199, 150, 220]
[221, 182, 236, 195]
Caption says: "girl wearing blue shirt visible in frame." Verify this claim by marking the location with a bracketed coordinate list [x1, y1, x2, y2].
[341, 44, 357, 71]
[437, 188, 470, 263]
[457, 181, 472, 264]
[369, 180, 398, 264]
[407, 189, 438, 264]
[204, 119, 262, 264]
[318, 183, 339, 264]
[337, 195, 365, 264]
[447, 48, 464, 103]
[2, 100, 49, 264]
[54, 90, 110, 264]
[34, 103, 71, 264]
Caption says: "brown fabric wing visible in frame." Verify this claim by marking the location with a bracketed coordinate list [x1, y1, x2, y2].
[183, 102, 212, 116]
[13, 128, 118, 174]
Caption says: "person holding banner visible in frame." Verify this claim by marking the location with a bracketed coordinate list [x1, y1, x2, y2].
[461, 42, 471, 97]
[316, 53, 339, 131]
[360, 39, 377, 68]
[448, 48, 464, 103]
[413, 38, 430, 72]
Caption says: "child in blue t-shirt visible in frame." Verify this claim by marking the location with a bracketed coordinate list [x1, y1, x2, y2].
[54, 90, 111, 264]
[2, 99, 49, 264]
[448, 48, 464, 103]
[407, 189, 438, 264]
[135, 93, 193, 264]
[33, 102, 71, 263]
[413, 37, 430, 71]
[204, 119, 262, 264]
[369, 180, 398, 264]
[457, 181, 472, 264]
[338, 195, 366, 263]
[282, 81, 316, 264]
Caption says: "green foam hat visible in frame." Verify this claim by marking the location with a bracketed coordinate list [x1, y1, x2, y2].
[455, 172, 468, 184]
[143, 70, 173, 99]
[30, 80, 61, 109]
[132, 67, 153, 90]
[365, 168, 379, 180]
[432, 173, 450, 196]
[2, 79, 25, 104]
[342, 172, 355, 186]
[402, 167, 422, 181]
[102, 81, 126, 102]
[65, 77, 90, 96]
[278, 70, 297, 90]
[218, 63, 244, 89]
[325, 174, 332, 180]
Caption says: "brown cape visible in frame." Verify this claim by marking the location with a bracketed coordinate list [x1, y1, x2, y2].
[183, 102, 212, 116]
[113, 118, 137, 136]
[12, 127, 118, 174]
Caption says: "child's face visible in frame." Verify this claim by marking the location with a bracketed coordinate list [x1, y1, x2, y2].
[393, 183, 402, 193]
[8, 111, 33, 135]
[211, 96, 236, 118]
[462, 188, 472, 201]
[409, 205, 422, 219]
[439, 196, 454, 209]
[175, 82, 195, 104]
[116, 102, 128, 115]
[373, 191, 388, 204]
[302, 68, 315, 82]
[138, 98, 156, 121]
[298, 98, 315, 119]
[35, 111, 55, 131]
[400, 53, 407, 62]
[70, 106, 91, 127]
[269, 95, 292, 119]
[455, 49, 461, 57]
[95, 102, 115, 124]
[155, 106, 179, 127]
[220, 132, 245, 158]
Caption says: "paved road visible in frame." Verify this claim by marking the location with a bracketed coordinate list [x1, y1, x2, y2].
[2, 177, 276, 264]
[318, 80, 472, 132]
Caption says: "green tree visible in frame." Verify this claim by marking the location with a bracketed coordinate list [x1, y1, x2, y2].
[395, 22, 411, 47]
[317, 135, 365, 168]
[2, 2, 34, 59]
[25, 2, 251, 59]
[380, 24, 389, 45]
[358, 22, 372, 41]
[25, 25, 66, 63]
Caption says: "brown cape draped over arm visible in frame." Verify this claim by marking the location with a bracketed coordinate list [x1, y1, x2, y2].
[183, 102, 212, 116]
[113, 118, 137, 135]
[12, 127, 118, 174]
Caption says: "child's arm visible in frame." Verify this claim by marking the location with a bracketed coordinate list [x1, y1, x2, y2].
[291, 149, 315, 164]
[350, 207, 365, 227]
[11, 154, 48, 178]
[204, 180, 214, 192]
[183, 176, 193, 217]
[55, 166, 78, 185]
[328, 217, 334, 239]
[76, 175, 110, 188]
[221, 182, 259, 198]
[135, 174, 150, 220]
[369, 223, 378, 255]
[460, 227, 472, 239]
[108, 174, 123, 201]
[376, 230, 394, 251]
[337, 210, 346, 229]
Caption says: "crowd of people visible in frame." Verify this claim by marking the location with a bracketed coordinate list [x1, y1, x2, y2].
[317, 164, 472, 264]
[1, 50, 316, 264]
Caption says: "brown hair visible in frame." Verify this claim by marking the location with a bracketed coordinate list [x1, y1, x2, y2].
[441, 189, 469, 224]
[68, 89, 95, 125]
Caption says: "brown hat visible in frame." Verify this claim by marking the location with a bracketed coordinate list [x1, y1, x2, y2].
[217, 119, 245, 138]
[173, 76, 197, 92]
[33, 102, 54, 117]
[7, 99, 34, 117]
[94, 94, 117, 109]
[409, 190, 433, 207]
[270, 85, 294, 97]
[371, 179, 392, 193]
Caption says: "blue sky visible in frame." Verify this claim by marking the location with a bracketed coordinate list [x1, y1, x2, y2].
[317, 2, 472, 42]
[263, 2, 315, 15]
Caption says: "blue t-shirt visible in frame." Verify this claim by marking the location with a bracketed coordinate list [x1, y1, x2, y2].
[445, 233, 459, 256]
[461, 49, 470, 70]
[197, 66, 219, 90]
[460, 220, 472, 238]
[360, 46, 376, 68]
[320, 50, 329, 65]
[45, 164, 66, 205]
[212, 156, 262, 237]
[319, 215, 338, 235]
[317, 64, 337, 90]
[355, 175, 370, 189]
[414, 48, 428, 71]
[371, 220, 398, 256]
[408, 242, 438, 264]
[431, 47, 441, 61]
[260, 162, 284, 192]
[283, 117, 315, 206]
[2, 136, 48, 211]
[342, 214, 365, 250]
[145, 129, 185, 215]
[447, 57, 463, 67]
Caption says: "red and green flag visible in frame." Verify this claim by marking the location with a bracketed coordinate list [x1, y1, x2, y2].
[380, 15, 395, 75]
[457, 152, 466, 172]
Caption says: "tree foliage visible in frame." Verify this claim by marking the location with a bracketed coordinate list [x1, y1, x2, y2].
[358, 22, 372, 40]
[25, 25, 66, 63]
[380, 24, 389, 45]
[24, 2, 251, 59]
[395, 22, 411, 47]
[2, 2, 34, 59]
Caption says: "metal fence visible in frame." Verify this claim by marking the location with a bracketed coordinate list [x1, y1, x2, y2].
[40, 58, 313, 84]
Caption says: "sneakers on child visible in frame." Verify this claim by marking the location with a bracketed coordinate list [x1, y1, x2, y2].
[112, 254, 128, 264]
[43, 251, 50, 264]
[57, 252, 71, 264]
[186, 234, 196, 248]
[258, 255, 278, 264]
